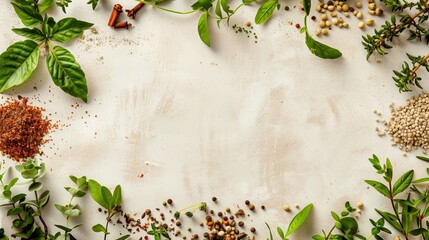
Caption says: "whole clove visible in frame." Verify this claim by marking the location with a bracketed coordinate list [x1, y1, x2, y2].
[126, 2, 145, 19]
[108, 4, 123, 27]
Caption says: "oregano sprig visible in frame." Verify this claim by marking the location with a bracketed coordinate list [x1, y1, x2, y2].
[0, 0, 93, 102]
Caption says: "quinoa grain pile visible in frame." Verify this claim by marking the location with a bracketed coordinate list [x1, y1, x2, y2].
[375, 93, 429, 155]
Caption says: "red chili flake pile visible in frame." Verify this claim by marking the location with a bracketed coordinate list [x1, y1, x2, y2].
[0, 97, 52, 161]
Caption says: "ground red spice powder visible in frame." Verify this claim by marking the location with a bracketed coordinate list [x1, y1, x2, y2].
[0, 97, 52, 161]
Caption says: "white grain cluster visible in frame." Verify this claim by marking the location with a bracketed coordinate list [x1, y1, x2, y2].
[382, 94, 429, 154]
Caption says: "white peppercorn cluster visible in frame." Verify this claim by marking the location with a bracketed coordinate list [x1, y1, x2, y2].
[377, 93, 429, 155]
[314, 0, 383, 37]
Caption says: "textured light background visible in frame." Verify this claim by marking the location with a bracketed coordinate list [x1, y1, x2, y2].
[1, 0, 428, 238]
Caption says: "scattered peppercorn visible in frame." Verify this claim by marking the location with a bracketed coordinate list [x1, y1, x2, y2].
[212, 197, 217, 202]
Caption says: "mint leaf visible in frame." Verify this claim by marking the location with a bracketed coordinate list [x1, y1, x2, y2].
[0, 40, 40, 92]
[51, 18, 93, 43]
[12, 28, 46, 41]
[46, 46, 88, 102]
[11, 2, 43, 26]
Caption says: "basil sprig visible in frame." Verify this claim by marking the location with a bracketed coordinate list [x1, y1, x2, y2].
[0, 0, 93, 102]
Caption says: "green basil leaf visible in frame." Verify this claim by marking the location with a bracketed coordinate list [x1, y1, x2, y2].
[285, 203, 313, 236]
[254, 0, 278, 24]
[12, 28, 46, 41]
[243, 0, 256, 3]
[302, 0, 310, 16]
[305, 31, 342, 59]
[392, 170, 414, 196]
[215, 0, 222, 18]
[365, 180, 390, 198]
[0, 40, 40, 93]
[191, 0, 213, 11]
[88, 180, 109, 209]
[38, 0, 54, 12]
[112, 185, 122, 206]
[11, 2, 43, 26]
[92, 224, 108, 234]
[51, 18, 93, 43]
[46, 45, 88, 102]
[198, 12, 210, 47]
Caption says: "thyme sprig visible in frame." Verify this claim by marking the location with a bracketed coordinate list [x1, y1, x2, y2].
[362, 0, 429, 92]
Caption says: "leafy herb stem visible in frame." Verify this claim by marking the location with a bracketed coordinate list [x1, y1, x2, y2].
[0, 177, 24, 221]
[388, 181, 408, 240]
[34, 183, 49, 239]
[325, 225, 336, 239]
[104, 211, 116, 240]
[410, 53, 429, 76]
[137, 1, 198, 14]
[373, 5, 429, 53]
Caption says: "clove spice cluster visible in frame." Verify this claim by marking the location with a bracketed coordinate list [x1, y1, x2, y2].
[108, 3, 145, 29]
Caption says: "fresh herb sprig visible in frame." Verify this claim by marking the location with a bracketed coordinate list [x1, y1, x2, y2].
[266, 203, 313, 240]
[362, 0, 429, 92]
[52, 175, 88, 240]
[56, 0, 99, 13]
[0, 229, 8, 240]
[364, 155, 414, 239]
[88, 180, 130, 240]
[147, 223, 170, 240]
[173, 202, 207, 219]
[301, 0, 342, 59]
[137, 0, 256, 47]
[0, 0, 92, 102]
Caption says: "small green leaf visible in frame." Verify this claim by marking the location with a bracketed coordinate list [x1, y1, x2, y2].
[392, 170, 414, 196]
[46, 45, 88, 102]
[12, 28, 46, 41]
[385, 158, 393, 182]
[7, 207, 23, 216]
[29, 182, 43, 192]
[417, 156, 429, 163]
[277, 227, 285, 238]
[51, 18, 93, 43]
[115, 236, 130, 240]
[101, 186, 114, 210]
[339, 217, 358, 234]
[11, 193, 26, 203]
[64, 208, 80, 218]
[54, 204, 66, 213]
[88, 180, 109, 209]
[21, 169, 39, 179]
[0, 40, 40, 93]
[198, 12, 210, 47]
[285, 203, 313, 236]
[55, 224, 72, 232]
[375, 209, 403, 233]
[92, 224, 108, 234]
[191, 0, 213, 10]
[112, 185, 122, 206]
[243, 0, 256, 3]
[305, 31, 342, 59]
[255, 0, 278, 24]
[39, 190, 50, 207]
[221, 0, 232, 14]
[38, 0, 54, 12]
[87, 0, 99, 10]
[365, 180, 390, 198]
[11, 2, 43, 26]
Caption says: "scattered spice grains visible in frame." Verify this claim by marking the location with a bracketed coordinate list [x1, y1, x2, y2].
[232, 24, 258, 43]
[118, 198, 268, 240]
[0, 97, 53, 161]
[375, 93, 429, 155]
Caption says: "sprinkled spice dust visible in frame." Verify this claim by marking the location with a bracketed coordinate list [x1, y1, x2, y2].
[0, 97, 53, 161]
